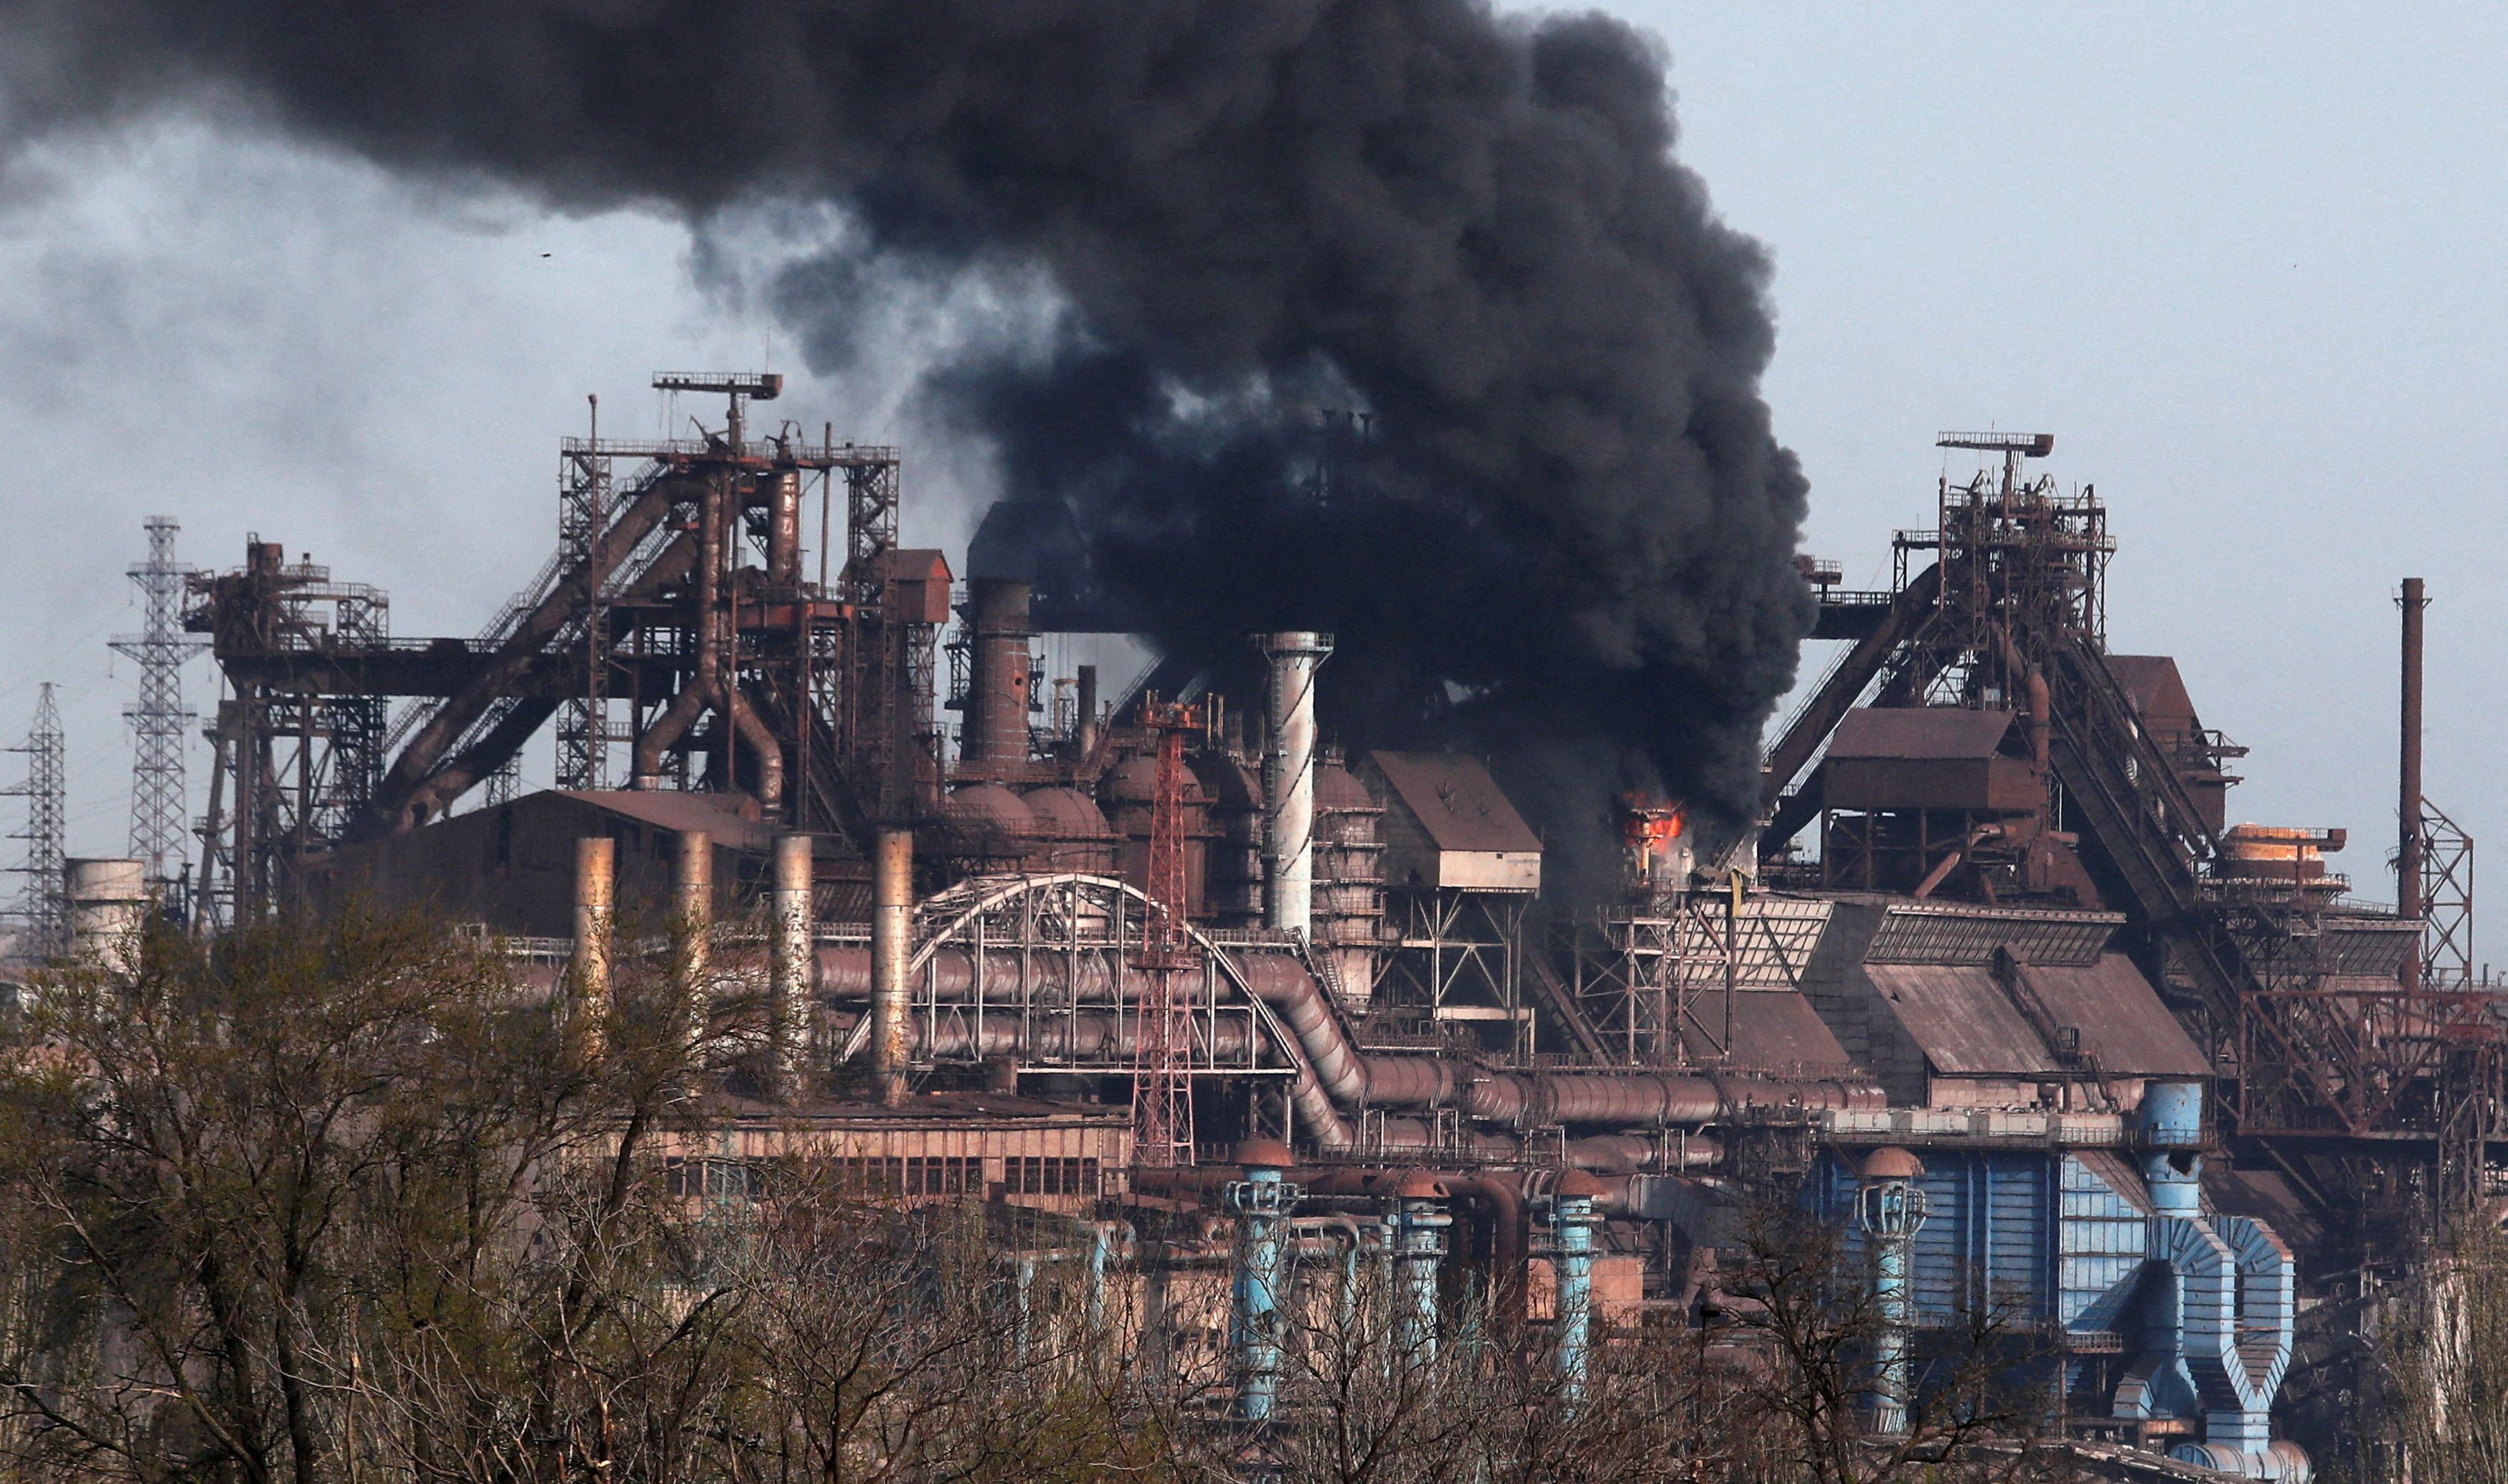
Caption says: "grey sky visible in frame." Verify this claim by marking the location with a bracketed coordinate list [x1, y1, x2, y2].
[1, 6, 2496, 945]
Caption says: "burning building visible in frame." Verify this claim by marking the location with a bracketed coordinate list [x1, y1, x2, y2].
[145, 395, 2501, 1478]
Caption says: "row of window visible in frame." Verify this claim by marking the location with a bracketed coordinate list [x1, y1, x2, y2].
[659, 1154, 1100, 1199]
[1006, 1156, 1102, 1196]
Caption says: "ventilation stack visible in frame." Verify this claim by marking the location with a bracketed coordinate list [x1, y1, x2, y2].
[1255, 632, 1334, 942]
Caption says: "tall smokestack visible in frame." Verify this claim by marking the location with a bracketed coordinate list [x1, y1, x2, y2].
[2400, 577, 2427, 991]
[1257, 632, 1334, 941]
[1075, 663, 1100, 755]
[770, 833, 814, 1100]
[570, 836, 615, 1060]
[674, 828, 712, 1045]
[960, 577, 1034, 773]
[871, 827, 915, 1105]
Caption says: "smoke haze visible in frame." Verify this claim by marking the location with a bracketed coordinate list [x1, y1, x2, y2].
[1, 0, 1811, 870]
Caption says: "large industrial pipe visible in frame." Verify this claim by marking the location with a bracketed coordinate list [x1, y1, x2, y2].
[770, 834, 814, 1100]
[892, 1013, 1260, 1063]
[1991, 625, 2051, 774]
[1390, 1173, 1451, 1362]
[2400, 577, 2426, 991]
[1550, 1171, 1603, 1407]
[723, 690, 786, 816]
[871, 828, 915, 1105]
[629, 478, 784, 813]
[1255, 631, 1334, 940]
[766, 468, 803, 585]
[1225, 1138, 1297, 1424]
[961, 577, 1035, 770]
[634, 476, 730, 788]
[674, 829, 712, 1041]
[571, 837, 615, 1059]
[1855, 1148, 1928, 1436]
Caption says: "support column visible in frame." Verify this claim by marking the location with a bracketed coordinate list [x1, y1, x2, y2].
[1225, 1138, 1299, 1424]
[1551, 1171, 1604, 1407]
[1856, 1148, 1928, 1436]
[871, 827, 915, 1105]
[674, 829, 712, 1045]
[1390, 1171, 1451, 1364]
[570, 837, 615, 1062]
[769, 833, 814, 1100]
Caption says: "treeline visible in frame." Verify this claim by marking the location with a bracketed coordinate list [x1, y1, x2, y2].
[0, 912, 2085, 1483]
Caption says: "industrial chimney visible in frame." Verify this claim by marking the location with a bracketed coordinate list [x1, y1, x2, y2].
[960, 577, 1036, 772]
[1255, 632, 1334, 941]
[2399, 577, 2426, 992]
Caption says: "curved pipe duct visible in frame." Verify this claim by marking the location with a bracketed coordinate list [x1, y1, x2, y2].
[819, 923, 1881, 1141]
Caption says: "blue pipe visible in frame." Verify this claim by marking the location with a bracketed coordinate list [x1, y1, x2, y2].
[1855, 1148, 1928, 1436]
[1225, 1140, 1300, 1424]
[1551, 1173, 1602, 1407]
[1389, 1173, 1451, 1364]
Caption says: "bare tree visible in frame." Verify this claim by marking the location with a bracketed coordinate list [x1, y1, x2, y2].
[0, 912, 2090, 1484]
[1718, 1191, 2063, 1484]
[2377, 1215, 2508, 1483]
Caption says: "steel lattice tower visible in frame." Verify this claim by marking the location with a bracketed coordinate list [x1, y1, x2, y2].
[5, 685, 67, 960]
[110, 517, 204, 884]
[1131, 697, 1204, 1168]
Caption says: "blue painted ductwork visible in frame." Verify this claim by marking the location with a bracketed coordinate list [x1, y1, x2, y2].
[1811, 1080, 2307, 1479]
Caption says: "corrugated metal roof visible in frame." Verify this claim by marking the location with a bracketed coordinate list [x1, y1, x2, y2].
[1863, 951, 2206, 1078]
[2323, 917, 2418, 975]
[1864, 963, 2060, 1075]
[1365, 751, 1542, 854]
[1680, 990, 1857, 1076]
[1863, 902, 2122, 967]
[1829, 706, 2018, 762]
[2022, 955, 2210, 1077]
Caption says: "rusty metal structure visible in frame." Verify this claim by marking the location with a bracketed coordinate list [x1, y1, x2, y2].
[1130, 696, 1204, 1168]
[1763, 436, 2497, 1218]
[161, 389, 2502, 1475]
[187, 373, 948, 920]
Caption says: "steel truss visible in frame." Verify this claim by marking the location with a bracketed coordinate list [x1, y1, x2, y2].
[1377, 887, 1529, 1052]
[860, 872, 1291, 1085]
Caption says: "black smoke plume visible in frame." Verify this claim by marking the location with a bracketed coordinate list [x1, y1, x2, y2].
[1, 0, 1813, 884]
